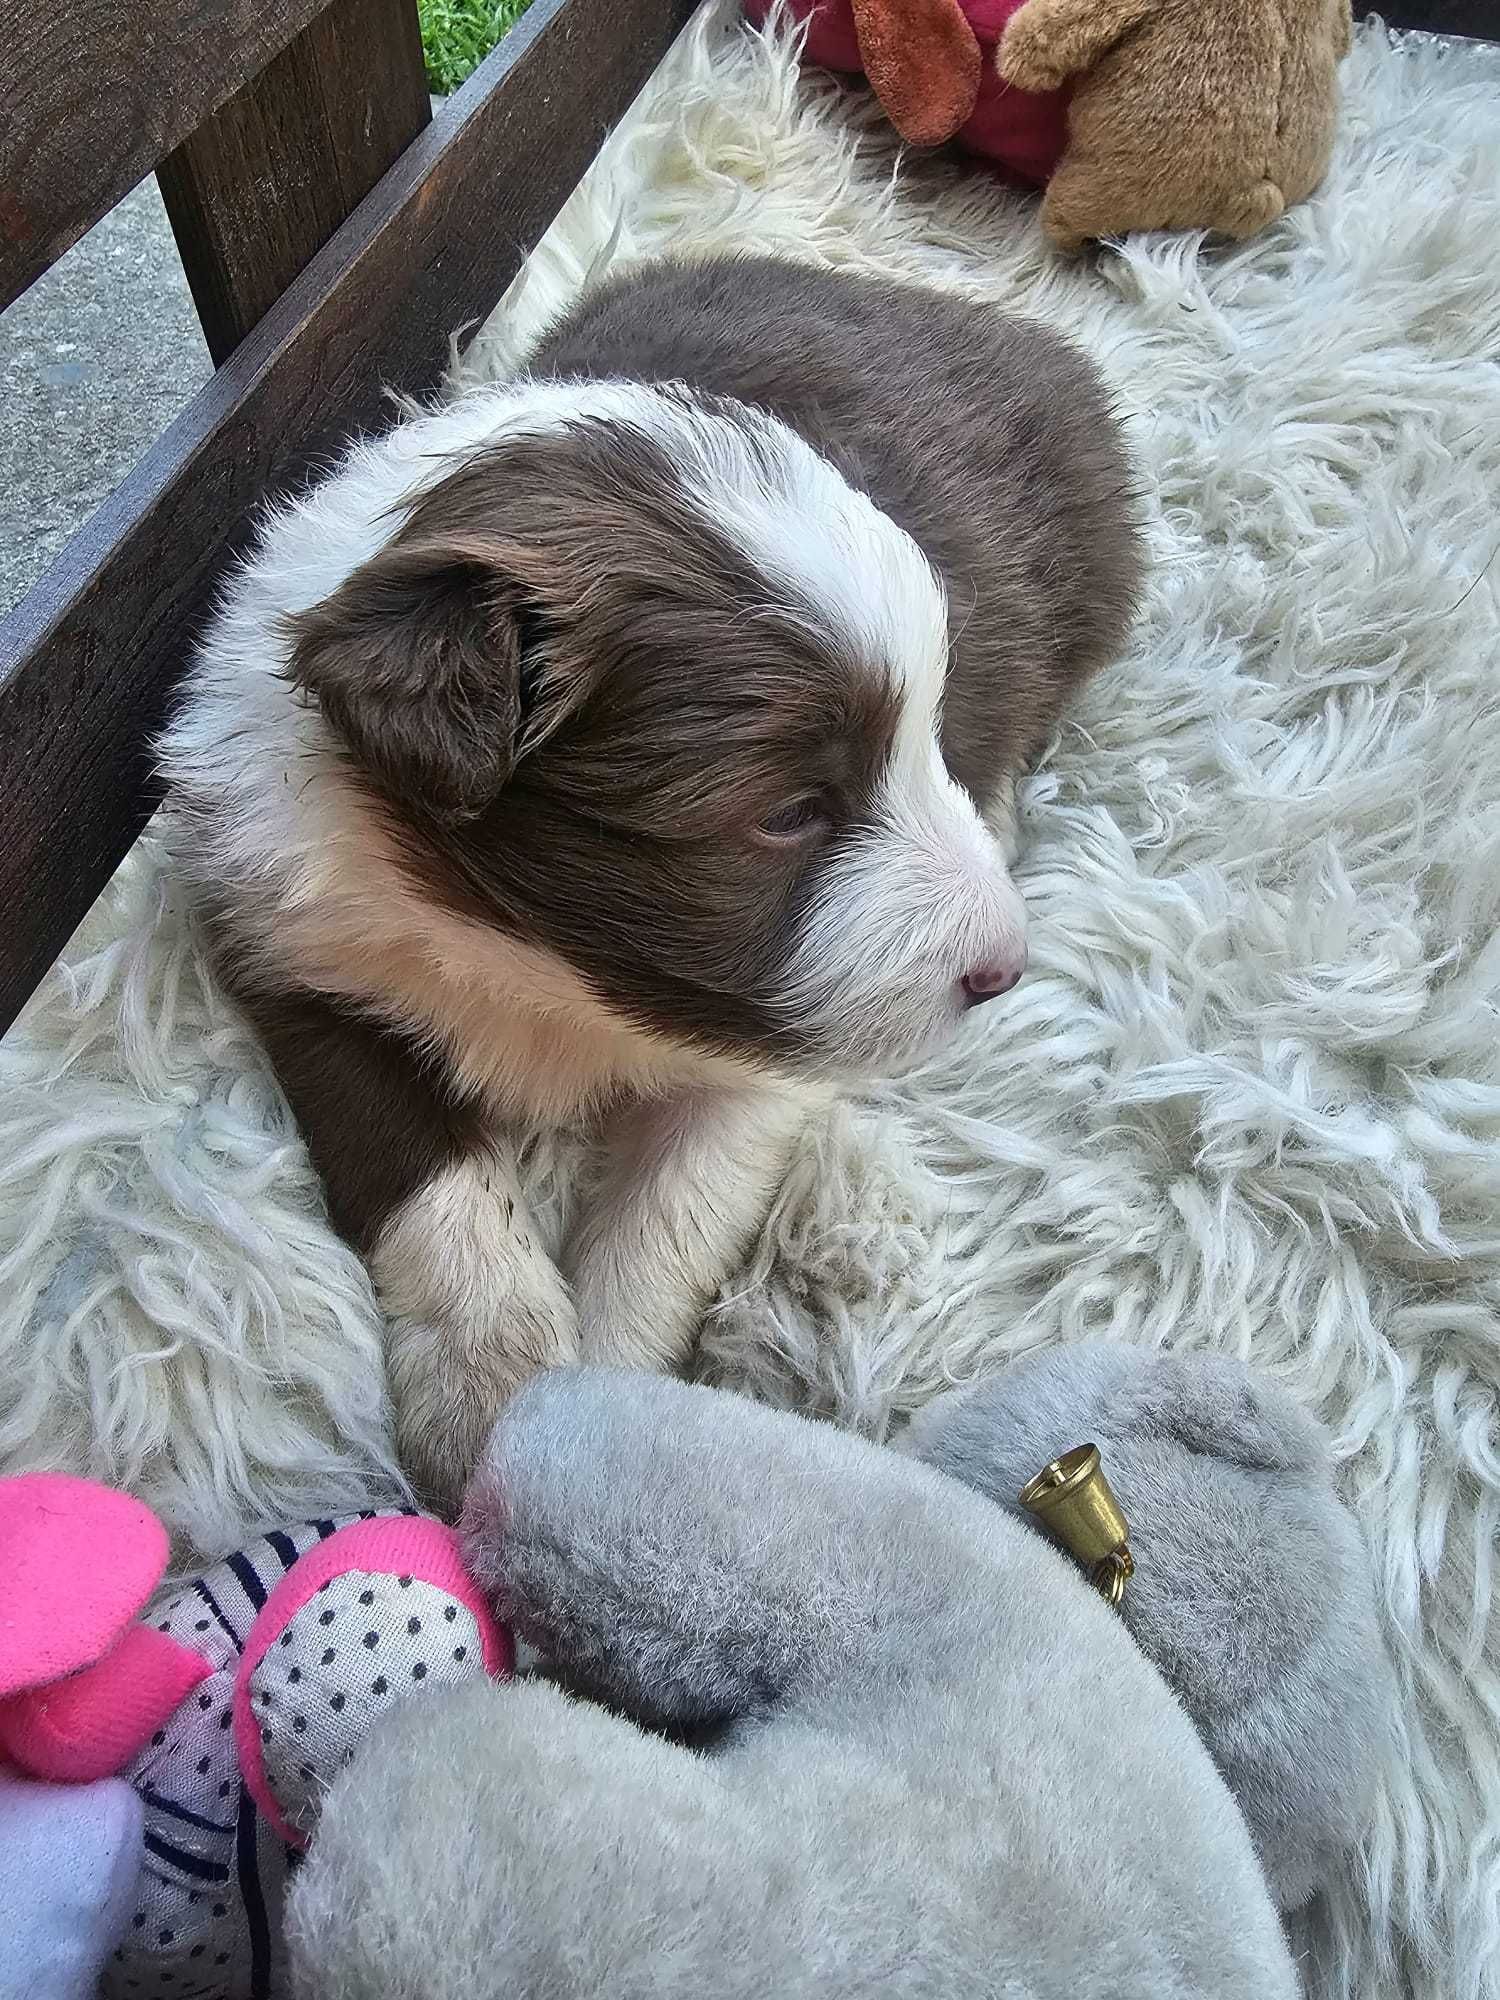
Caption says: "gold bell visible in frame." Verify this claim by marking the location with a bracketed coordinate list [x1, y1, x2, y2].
[1019, 1443, 1134, 1606]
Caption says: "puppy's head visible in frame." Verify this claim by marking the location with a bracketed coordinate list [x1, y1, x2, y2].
[285, 385, 1026, 1075]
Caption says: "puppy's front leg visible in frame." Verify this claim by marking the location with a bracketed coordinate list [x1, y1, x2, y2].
[231, 976, 577, 1514]
[374, 1147, 578, 1513]
[568, 1081, 811, 1375]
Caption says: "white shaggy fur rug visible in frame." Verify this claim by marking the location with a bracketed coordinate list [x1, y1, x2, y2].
[3, 9, 1499, 1995]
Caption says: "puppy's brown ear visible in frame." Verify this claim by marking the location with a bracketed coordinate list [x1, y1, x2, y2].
[284, 539, 529, 822]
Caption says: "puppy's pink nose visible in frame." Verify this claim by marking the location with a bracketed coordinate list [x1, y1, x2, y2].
[961, 953, 1026, 1005]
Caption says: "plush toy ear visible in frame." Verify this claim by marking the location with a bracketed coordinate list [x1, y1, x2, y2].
[1121, 1354, 1328, 1475]
[284, 536, 534, 824]
[849, 0, 982, 146]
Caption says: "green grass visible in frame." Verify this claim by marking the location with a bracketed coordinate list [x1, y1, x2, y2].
[418, 0, 534, 94]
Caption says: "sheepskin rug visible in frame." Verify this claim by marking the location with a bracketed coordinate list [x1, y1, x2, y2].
[2, 7, 1498, 1994]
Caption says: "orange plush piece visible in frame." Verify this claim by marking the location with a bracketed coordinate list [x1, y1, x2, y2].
[746, 0, 1070, 188]
[850, 0, 983, 145]
[997, 0, 1354, 250]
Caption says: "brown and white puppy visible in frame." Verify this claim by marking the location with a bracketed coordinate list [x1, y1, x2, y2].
[160, 257, 1141, 1509]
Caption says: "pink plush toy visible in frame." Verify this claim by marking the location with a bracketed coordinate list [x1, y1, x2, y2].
[745, 0, 1068, 189]
[0, 1472, 513, 1998]
[0, 1474, 213, 1781]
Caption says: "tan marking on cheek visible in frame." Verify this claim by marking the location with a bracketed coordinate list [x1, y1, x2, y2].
[264, 771, 732, 1124]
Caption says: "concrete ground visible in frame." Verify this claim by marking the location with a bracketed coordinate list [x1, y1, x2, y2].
[0, 180, 211, 617]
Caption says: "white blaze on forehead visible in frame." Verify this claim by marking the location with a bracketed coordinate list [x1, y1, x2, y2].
[468, 376, 953, 705]
[648, 398, 952, 704]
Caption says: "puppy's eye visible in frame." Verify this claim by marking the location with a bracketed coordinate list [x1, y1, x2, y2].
[758, 796, 830, 842]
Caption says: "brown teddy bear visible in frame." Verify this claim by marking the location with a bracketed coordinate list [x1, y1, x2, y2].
[998, 0, 1354, 249]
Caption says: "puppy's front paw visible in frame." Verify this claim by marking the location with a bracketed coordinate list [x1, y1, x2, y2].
[371, 1153, 581, 1514]
[387, 1291, 579, 1518]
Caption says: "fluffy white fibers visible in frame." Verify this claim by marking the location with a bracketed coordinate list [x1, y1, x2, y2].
[3, 11, 1497, 1995]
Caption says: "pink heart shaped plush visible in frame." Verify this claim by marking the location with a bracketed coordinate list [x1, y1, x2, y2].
[0, 1473, 211, 1782]
[0, 1474, 169, 1698]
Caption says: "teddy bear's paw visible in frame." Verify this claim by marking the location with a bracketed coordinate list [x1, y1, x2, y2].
[1214, 180, 1286, 239]
[995, 4, 1076, 94]
[1037, 173, 1115, 252]
[286, 1676, 741, 1999]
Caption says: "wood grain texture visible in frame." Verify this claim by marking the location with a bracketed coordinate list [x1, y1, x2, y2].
[159, 0, 432, 363]
[0, 0, 699, 1037]
[0, 0, 341, 313]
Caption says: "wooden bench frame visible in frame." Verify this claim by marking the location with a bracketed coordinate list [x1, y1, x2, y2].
[0, 0, 1489, 1037]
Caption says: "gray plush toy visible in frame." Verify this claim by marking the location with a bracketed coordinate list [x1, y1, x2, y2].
[284, 1349, 1394, 1999]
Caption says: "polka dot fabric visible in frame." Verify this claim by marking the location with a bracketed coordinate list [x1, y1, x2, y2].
[249, 1571, 491, 1840]
[233, 1514, 511, 1849]
[100, 1517, 363, 2000]
[92, 1510, 510, 1996]
[100, 1508, 496, 2000]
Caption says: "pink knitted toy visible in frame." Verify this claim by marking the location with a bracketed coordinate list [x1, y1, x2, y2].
[746, 0, 1069, 189]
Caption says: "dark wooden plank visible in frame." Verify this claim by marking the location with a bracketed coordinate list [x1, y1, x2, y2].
[0, 0, 345, 314]
[159, 0, 432, 363]
[0, 0, 699, 1037]
[1380, 1, 1498, 39]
